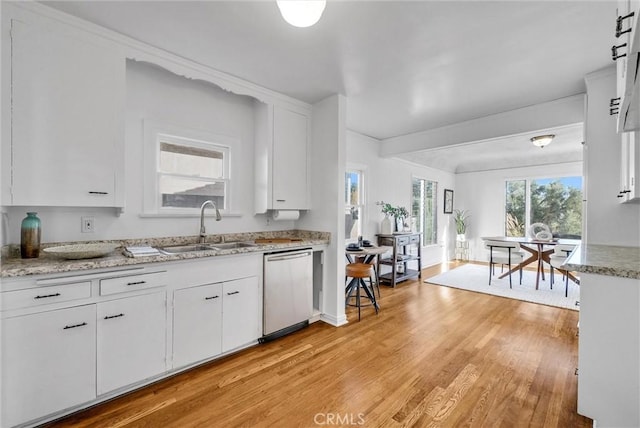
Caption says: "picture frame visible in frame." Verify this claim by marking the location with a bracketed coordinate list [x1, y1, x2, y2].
[444, 189, 454, 214]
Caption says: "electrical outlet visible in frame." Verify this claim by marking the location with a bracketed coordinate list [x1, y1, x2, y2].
[81, 216, 95, 233]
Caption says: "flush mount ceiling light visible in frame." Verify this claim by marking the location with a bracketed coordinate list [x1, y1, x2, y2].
[277, 0, 326, 28]
[530, 134, 555, 148]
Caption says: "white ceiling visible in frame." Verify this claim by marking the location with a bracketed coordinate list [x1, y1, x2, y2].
[42, 0, 616, 172]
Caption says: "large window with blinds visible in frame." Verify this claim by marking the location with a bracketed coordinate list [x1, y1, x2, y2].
[412, 178, 437, 246]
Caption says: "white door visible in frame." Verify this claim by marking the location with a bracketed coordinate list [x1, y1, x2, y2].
[222, 276, 261, 352]
[1, 305, 96, 428]
[173, 283, 223, 368]
[97, 292, 167, 395]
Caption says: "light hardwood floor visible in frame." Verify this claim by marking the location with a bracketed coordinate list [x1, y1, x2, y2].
[47, 261, 590, 427]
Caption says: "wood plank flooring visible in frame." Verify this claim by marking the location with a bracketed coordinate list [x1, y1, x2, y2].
[47, 262, 590, 428]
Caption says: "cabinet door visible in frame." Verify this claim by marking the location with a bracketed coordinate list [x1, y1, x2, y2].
[10, 20, 124, 207]
[272, 106, 309, 210]
[173, 283, 223, 368]
[1, 305, 96, 428]
[97, 292, 167, 395]
[222, 276, 261, 352]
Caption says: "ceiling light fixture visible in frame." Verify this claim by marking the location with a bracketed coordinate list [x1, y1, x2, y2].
[530, 134, 555, 148]
[277, 0, 326, 28]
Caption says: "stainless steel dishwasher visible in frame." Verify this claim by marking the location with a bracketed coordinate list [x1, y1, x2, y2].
[262, 248, 313, 342]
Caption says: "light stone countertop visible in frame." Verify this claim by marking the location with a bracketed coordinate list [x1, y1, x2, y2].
[1, 230, 330, 279]
[564, 244, 640, 279]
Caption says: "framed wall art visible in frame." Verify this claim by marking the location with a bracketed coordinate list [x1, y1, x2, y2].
[444, 189, 454, 214]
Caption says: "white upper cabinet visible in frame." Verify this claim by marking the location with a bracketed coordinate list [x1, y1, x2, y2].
[7, 18, 125, 208]
[255, 103, 310, 213]
[615, 0, 640, 131]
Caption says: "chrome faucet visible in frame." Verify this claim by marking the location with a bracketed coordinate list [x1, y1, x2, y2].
[199, 200, 222, 243]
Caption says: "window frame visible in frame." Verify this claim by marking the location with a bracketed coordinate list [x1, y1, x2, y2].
[504, 175, 583, 238]
[143, 120, 237, 216]
[411, 176, 438, 247]
[345, 165, 366, 243]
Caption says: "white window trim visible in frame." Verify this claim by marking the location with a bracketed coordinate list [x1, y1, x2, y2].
[346, 163, 367, 243]
[142, 120, 239, 217]
[411, 175, 438, 248]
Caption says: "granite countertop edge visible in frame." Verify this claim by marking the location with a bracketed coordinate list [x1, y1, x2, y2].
[563, 244, 640, 280]
[1, 230, 330, 279]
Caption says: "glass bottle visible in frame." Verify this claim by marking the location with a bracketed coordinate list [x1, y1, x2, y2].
[20, 212, 41, 259]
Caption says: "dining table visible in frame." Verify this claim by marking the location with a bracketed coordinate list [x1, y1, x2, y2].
[345, 245, 392, 294]
[481, 236, 581, 289]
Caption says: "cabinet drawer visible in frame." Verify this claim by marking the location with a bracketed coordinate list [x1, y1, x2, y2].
[396, 236, 410, 246]
[2, 282, 91, 311]
[100, 271, 166, 296]
[409, 234, 420, 244]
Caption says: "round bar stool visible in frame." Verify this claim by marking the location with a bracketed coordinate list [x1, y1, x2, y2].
[345, 263, 379, 320]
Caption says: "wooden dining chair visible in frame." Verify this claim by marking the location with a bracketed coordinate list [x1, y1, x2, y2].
[484, 240, 524, 288]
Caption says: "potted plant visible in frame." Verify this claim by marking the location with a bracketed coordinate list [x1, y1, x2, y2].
[453, 209, 470, 241]
[377, 202, 410, 233]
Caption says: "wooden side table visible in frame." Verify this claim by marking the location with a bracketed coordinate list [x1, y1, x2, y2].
[376, 233, 422, 287]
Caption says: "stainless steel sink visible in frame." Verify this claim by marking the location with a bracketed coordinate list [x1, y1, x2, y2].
[156, 242, 257, 254]
[210, 242, 257, 250]
[157, 244, 218, 254]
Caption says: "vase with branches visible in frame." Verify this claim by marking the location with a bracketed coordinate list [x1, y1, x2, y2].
[377, 201, 410, 232]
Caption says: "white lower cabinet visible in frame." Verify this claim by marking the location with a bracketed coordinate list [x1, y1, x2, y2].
[222, 276, 261, 352]
[97, 291, 167, 395]
[173, 283, 223, 368]
[1, 305, 97, 428]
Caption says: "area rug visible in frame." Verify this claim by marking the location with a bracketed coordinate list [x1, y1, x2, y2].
[425, 263, 580, 311]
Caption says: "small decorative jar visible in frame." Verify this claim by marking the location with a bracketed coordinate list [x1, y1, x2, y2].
[20, 212, 41, 259]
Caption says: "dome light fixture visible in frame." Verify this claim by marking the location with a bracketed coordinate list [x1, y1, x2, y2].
[530, 134, 555, 148]
[277, 0, 326, 28]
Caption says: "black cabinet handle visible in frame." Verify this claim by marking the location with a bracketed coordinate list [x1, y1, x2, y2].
[612, 43, 627, 61]
[205, 295, 220, 300]
[227, 291, 240, 296]
[104, 313, 125, 320]
[622, 190, 631, 193]
[63, 322, 87, 330]
[610, 107, 619, 116]
[611, 97, 621, 107]
[276, 199, 286, 202]
[126, 281, 146, 286]
[34, 292, 61, 299]
[617, 194, 624, 198]
[616, 12, 635, 38]
[88, 191, 109, 195]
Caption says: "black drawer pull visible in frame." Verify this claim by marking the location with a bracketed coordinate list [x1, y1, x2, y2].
[610, 107, 619, 115]
[610, 97, 621, 107]
[276, 199, 286, 202]
[616, 12, 635, 38]
[205, 295, 220, 300]
[34, 292, 61, 299]
[611, 43, 627, 61]
[227, 291, 240, 296]
[617, 194, 624, 198]
[126, 281, 146, 286]
[63, 322, 87, 330]
[104, 313, 124, 320]
[88, 191, 109, 195]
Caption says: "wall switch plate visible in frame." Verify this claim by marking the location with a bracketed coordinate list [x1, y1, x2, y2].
[81, 216, 95, 233]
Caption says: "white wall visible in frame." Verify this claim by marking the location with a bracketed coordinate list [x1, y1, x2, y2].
[455, 161, 583, 261]
[584, 67, 640, 247]
[4, 60, 295, 244]
[297, 94, 347, 326]
[346, 131, 456, 267]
